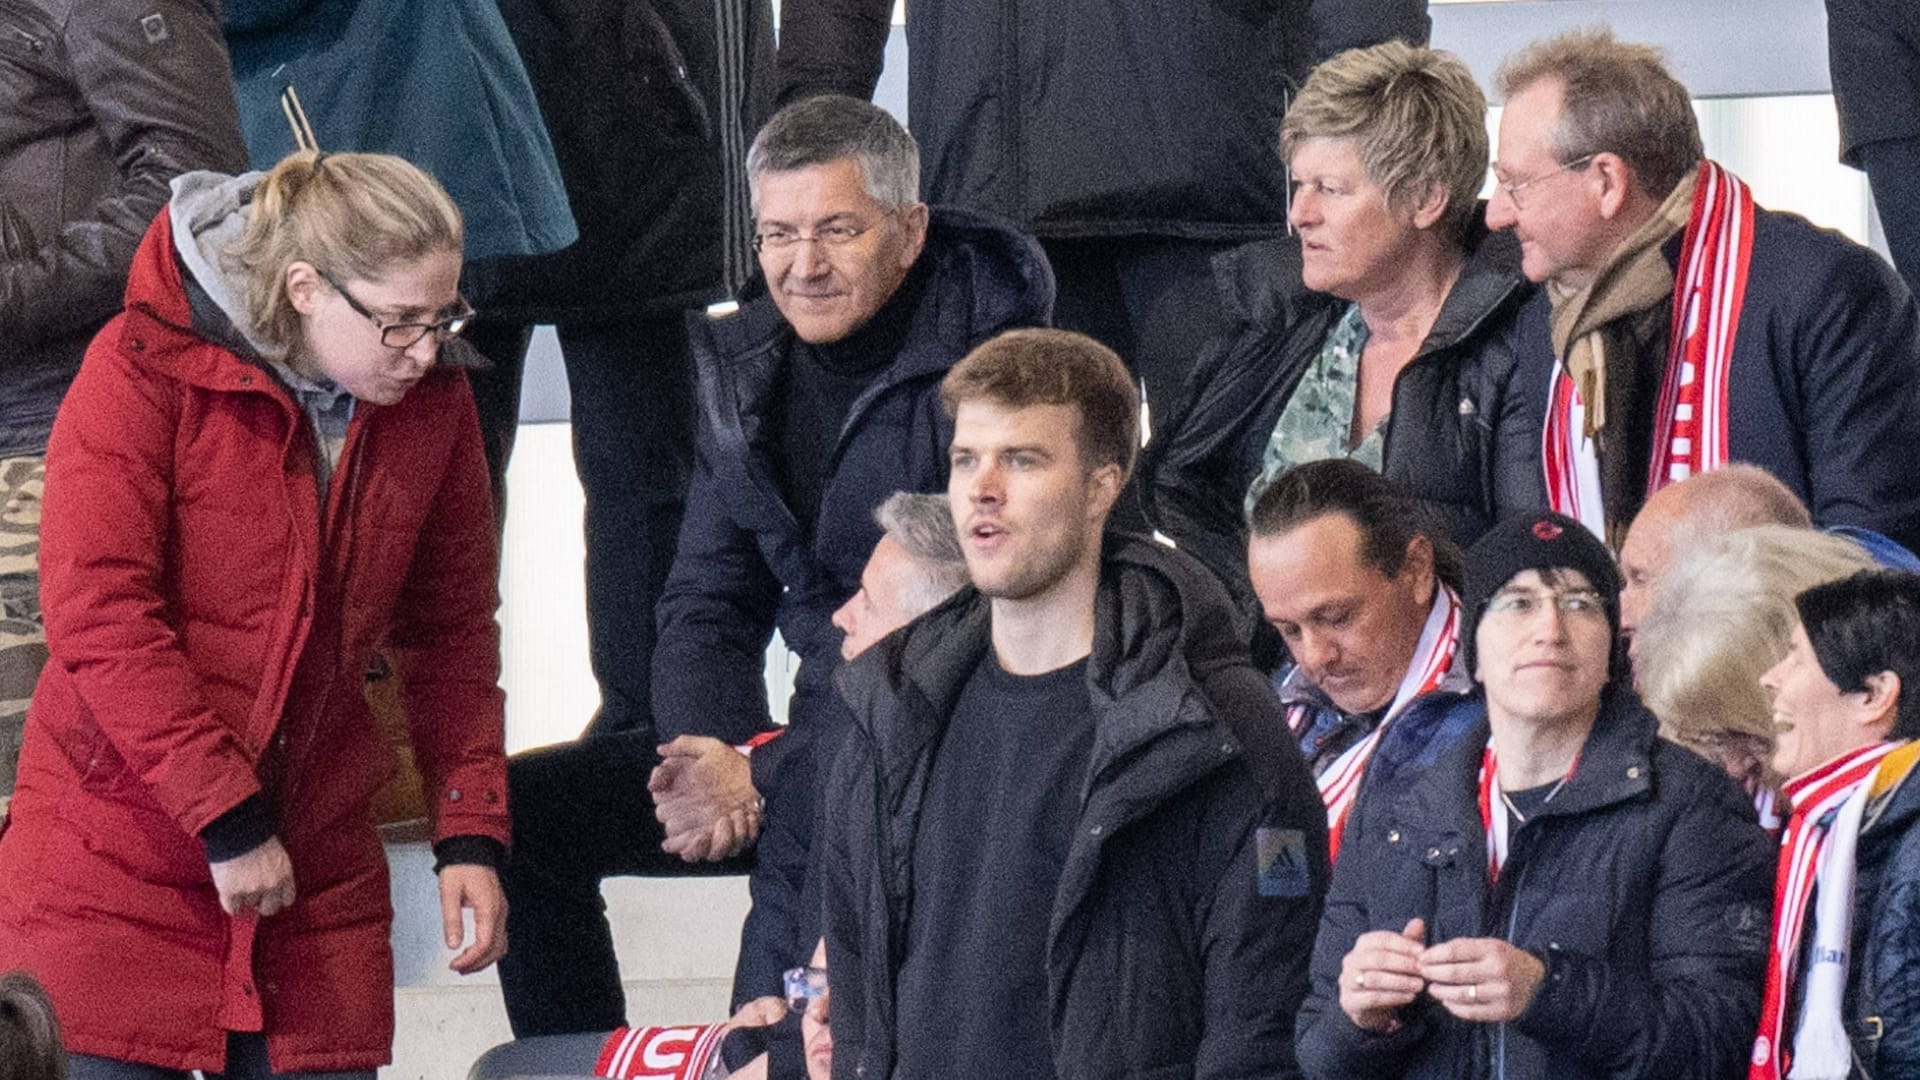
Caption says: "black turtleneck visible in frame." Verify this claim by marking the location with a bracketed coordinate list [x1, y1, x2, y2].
[774, 258, 931, 535]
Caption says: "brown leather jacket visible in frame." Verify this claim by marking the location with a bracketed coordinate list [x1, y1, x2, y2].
[0, 0, 246, 454]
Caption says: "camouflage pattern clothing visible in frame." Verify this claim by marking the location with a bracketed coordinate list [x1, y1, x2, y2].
[1245, 302, 1386, 513]
[0, 454, 46, 799]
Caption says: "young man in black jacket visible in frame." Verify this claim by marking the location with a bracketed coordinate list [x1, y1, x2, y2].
[496, 96, 1054, 1066]
[825, 329, 1329, 1080]
[1296, 511, 1775, 1080]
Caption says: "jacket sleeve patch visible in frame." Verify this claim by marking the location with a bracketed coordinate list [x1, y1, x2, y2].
[1256, 826, 1311, 898]
[140, 13, 169, 44]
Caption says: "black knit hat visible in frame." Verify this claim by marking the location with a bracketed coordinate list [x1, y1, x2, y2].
[1460, 511, 1622, 676]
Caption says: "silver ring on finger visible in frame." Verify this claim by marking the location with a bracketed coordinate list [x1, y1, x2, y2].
[1468, 983, 1479, 1003]
[1357, 971, 1370, 991]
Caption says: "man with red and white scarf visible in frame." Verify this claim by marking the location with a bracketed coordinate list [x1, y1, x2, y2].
[1486, 28, 1920, 552]
[1750, 569, 1920, 1080]
[1247, 460, 1476, 863]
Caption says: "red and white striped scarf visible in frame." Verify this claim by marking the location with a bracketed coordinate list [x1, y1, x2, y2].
[1289, 587, 1462, 863]
[1748, 741, 1898, 1080]
[1544, 160, 1756, 534]
[596, 1024, 730, 1080]
[1477, 744, 1581, 882]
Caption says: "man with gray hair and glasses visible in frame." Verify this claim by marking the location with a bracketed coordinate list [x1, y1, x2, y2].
[1486, 28, 1920, 552]
[497, 95, 1053, 1067]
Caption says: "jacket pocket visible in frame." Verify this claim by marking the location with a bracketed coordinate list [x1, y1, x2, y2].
[0, 197, 33, 258]
[0, 4, 58, 79]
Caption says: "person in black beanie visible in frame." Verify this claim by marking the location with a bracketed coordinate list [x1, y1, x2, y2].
[1295, 511, 1774, 1080]
[1455, 512, 1624, 679]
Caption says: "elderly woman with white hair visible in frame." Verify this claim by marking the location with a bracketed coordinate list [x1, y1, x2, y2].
[1145, 40, 1542, 651]
[1634, 525, 1878, 826]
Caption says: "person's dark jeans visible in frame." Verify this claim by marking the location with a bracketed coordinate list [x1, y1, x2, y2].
[1860, 136, 1920, 299]
[1038, 235, 1242, 532]
[497, 732, 750, 1037]
[69, 1033, 374, 1080]
[465, 314, 697, 738]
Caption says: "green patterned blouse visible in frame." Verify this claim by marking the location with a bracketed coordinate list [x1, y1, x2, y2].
[1244, 303, 1386, 513]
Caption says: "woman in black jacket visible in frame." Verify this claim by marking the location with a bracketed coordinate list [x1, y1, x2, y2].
[1294, 513, 1775, 1080]
[1145, 42, 1544, 635]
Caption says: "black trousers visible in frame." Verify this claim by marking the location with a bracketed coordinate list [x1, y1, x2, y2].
[1038, 234, 1241, 531]
[1860, 136, 1920, 300]
[495, 732, 750, 1037]
[464, 313, 697, 740]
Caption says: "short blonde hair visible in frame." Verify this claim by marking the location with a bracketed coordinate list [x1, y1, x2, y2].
[230, 151, 464, 360]
[1637, 526, 1876, 776]
[1280, 41, 1489, 239]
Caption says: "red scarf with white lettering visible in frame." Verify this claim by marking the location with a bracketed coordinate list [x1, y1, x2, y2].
[1289, 587, 1461, 863]
[596, 1025, 729, 1080]
[1748, 741, 1898, 1080]
[1544, 160, 1756, 533]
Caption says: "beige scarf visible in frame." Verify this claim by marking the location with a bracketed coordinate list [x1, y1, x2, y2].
[1545, 172, 1697, 541]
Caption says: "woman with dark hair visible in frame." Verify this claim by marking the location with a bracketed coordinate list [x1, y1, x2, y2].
[0, 971, 65, 1080]
[1748, 570, 1920, 1079]
[0, 150, 509, 1080]
[1145, 41, 1542, 625]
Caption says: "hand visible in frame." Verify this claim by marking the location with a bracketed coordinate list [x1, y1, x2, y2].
[439, 864, 508, 974]
[729, 995, 789, 1029]
[210, 836, 296, 917]
[1417, 936, 1546, 1023]
[1338, 917, 1428, 1033]
[649, 736, 762, 862]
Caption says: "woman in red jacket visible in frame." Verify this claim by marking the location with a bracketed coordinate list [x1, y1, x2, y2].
[0, 151, 510, 1080]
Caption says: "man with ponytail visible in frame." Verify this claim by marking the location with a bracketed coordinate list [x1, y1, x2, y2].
[1750, 570, 1920, 1079]
[1247, 460, 1477, 865]
[0, 150, 509, 1080]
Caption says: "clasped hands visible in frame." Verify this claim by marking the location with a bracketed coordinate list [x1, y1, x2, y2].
[1338, 917, 1547, 1033]
[649, 735, 764, 862]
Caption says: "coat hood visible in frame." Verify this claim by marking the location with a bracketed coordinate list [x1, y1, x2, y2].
[836, 535, 1256, 770]
[166, 169, 275, 358]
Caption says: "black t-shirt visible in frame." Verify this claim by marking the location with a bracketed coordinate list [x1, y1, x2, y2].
[893, 651, 1095, 1080]
[1503, 777, 1566, 829]
[773, 260, 929, 536]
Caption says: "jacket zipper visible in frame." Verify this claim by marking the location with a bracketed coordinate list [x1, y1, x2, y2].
[1494, 835, 1535, 1080]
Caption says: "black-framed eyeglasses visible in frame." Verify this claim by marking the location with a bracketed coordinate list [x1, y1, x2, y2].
[750, 221, 875, 254]
[318, 268, 474, 349]
[782, 965, 828, 1014]
[1495, 153, 1597, 210]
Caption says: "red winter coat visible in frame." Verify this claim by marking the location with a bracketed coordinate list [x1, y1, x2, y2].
[0, 208, 510, 1072]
